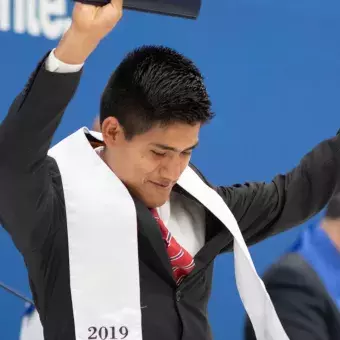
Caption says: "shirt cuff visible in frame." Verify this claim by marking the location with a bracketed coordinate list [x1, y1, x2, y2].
[45, 48, 84, 73]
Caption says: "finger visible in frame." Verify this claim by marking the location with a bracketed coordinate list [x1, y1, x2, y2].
[107, 0, 123, 21]
[110, 0, 123, 13]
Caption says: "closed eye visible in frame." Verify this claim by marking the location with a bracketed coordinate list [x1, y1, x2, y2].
[182, 151, 192, 156]
[151, 150, 166, 156]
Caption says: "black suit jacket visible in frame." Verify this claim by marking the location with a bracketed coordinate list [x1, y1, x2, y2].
[2, 52, 340, 340]
[244, 253, 340, 340]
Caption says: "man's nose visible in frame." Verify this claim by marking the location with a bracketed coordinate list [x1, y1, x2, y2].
[160, 157, 182, 183]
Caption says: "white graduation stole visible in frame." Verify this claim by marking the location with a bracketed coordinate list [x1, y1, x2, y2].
[48, 127, 289, 340]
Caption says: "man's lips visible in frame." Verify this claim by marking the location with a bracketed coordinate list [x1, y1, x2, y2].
[149, 181, 172, 189]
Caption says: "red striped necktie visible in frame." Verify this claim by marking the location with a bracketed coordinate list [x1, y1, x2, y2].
[150, 208, 195, 285]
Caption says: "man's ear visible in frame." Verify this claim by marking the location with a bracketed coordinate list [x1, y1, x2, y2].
[101, 116, 125, 146]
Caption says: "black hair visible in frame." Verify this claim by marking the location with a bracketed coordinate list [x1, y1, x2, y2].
[100, 45, 213, 140]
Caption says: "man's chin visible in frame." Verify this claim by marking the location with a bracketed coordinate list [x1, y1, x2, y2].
[130, 186, 171, 208]
[143, 194, 170, 209]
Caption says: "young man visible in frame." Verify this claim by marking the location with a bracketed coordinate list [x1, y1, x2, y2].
[1, 1, 340, 339]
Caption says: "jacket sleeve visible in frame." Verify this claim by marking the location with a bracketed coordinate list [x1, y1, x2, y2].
[0, 52, 82, 253]
[244, 264, 330, 340]
[217, 134, 340, 245]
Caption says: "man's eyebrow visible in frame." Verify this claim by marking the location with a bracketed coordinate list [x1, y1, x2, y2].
[151, 142, 199, 152]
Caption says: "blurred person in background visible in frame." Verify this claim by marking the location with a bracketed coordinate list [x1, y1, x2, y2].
[244, 192, 340, 340]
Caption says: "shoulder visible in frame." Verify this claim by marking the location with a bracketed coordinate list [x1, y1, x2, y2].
[263, 253, 326, 298]
[264, 253, 315, 281]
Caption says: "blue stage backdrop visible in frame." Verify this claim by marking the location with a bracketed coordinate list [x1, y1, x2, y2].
[1, 0, 340, 339]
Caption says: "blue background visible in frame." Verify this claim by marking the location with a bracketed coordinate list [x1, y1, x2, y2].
[1, 0, 340, 339]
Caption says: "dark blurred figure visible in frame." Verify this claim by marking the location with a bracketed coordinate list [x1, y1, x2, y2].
[244, 193, 340, 340]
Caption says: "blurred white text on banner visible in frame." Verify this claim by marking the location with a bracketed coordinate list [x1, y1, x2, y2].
[0, 0, 71, 39]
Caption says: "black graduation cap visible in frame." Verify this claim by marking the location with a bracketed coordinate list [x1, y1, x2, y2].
[74, 0, 202, 19]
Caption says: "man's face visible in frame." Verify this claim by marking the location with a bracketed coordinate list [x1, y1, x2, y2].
[102, 119, 200, 208]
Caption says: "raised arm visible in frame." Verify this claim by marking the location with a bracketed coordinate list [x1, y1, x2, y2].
[217, 134, 340, 246]
[0, 0, 123, 253]
[0, 52, 83, 253]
